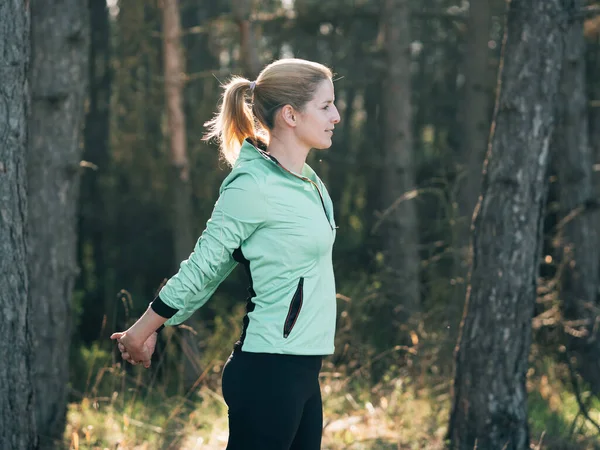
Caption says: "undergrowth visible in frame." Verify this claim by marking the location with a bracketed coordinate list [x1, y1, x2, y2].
[63, 332, 600, 450]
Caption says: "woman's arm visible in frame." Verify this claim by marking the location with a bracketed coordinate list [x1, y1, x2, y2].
[112, 171, 267, 367]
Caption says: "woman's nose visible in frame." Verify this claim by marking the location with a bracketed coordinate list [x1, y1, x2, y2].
[332, 107, 341, 124]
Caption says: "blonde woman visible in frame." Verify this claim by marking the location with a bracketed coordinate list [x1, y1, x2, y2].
[112, 58, 341, 449]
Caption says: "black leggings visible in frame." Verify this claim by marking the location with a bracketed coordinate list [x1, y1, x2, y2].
[222, 350, 323, 450]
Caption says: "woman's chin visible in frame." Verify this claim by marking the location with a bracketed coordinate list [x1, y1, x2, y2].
[314, 140, 333, 150]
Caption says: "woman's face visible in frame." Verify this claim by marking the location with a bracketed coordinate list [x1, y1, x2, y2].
[295, 78, 340, 150]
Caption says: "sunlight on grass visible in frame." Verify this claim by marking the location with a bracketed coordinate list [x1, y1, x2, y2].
[65, 346, 600, 450]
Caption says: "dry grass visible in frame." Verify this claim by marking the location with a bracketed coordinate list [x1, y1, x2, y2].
[64, 356, 600, 450]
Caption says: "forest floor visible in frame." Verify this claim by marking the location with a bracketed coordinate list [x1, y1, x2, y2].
[63, 344, 600, 450]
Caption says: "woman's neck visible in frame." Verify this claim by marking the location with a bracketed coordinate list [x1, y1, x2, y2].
[267, 133, 310, 174]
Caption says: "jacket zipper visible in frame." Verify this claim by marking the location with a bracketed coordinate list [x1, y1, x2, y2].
[267, 156, 335, 231]
[283, 277, 304, 338]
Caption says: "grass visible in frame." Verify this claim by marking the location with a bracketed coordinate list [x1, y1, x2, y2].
[62, 340, 600, 450]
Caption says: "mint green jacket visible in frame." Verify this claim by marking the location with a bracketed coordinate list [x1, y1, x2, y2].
[151, 139, 337, 355]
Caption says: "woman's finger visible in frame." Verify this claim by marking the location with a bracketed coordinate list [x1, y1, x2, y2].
[110, 332, 125, 341]
[118, 343, 125, 352]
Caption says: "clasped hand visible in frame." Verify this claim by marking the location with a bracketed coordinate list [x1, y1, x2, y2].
[110, 331, 157, 369]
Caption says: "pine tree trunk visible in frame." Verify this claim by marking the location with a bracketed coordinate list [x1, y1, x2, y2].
[28, 1, 89, 446]
[0, 1, 37, 448]
[454, 0, 493, 303]
[447, 1, 566, 448]
[232, 0, 261, 79]
[162, 0, 197, 390]
[80, 0, 112, 340]
[379, 0, 420, 343]
[553, 0, 600, 396]
[589, 11, 600, 337]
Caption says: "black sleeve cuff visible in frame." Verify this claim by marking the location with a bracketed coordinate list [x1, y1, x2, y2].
[150, 295, 179, 319]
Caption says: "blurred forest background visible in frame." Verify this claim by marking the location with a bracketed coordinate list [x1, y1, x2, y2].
[2, 0, 600, 449]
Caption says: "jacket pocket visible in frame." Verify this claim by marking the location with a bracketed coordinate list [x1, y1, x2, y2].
[283, 277, 304, 338]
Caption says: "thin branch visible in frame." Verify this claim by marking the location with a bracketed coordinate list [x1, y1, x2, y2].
[565, 353, 600, 435]
[151, 6, 466, 40]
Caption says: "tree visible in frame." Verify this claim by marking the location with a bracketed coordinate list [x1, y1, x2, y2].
[162, 0, 194, 265]
[162, 0, 198, 390]
[455, 0, 493, 282]
[552, 0, 600, 397]
[28, 0, 89, 445]
[0, 1, 37, 448]
[79, 0, 113, 341]
[378, 0, 420, 344]
[232, 0, 261, 79]
[447, 1, 566, 448]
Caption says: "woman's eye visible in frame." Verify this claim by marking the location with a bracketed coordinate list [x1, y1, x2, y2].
[323, 105, 330, 110]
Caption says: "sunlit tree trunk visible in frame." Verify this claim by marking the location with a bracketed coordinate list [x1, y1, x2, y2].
[161, 0, 197, 390]
[552, 0, 600, 396]
[378, 0, 420, 345]
[0, 1, 37, 449]
[28, 0, 89, 446]
[232, 0, 261, 79]
[448, 1, 565, 448]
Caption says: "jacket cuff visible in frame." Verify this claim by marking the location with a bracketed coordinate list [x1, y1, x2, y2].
[150, 295, 179, 319]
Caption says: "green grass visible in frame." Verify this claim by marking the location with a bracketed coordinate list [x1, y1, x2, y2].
[64, 342, 600, 450]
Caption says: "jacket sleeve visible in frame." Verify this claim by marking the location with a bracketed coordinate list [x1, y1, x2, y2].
[151, 171, 267, 326]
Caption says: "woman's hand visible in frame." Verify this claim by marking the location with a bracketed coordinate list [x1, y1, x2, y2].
[110, 331, 157, 368]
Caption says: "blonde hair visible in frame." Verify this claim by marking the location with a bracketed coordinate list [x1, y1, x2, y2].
[203, 58, 333, 166]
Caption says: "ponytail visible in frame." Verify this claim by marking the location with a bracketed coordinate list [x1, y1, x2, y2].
[203, 77, 257, 166]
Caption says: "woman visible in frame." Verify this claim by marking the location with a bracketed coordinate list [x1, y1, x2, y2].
[111, 58, 341, 449]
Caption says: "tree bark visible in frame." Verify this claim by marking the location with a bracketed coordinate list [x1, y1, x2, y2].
[232, 0, 261, 79]
[28, 0, 89, 446]
[447, 1, 566, 449]
[0, 1, 37, 449]
[553, 0, 600, 396]
[161, 0, 197, 390]
[162, 0, 194, 261]
[379, 0, 420, 343]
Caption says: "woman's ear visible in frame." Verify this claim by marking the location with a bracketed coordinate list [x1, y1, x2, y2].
[280, 105, 297, 128]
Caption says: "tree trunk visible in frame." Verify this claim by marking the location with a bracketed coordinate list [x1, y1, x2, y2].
[588, 8, 600, 333]
[161, 0, 197, 390]
[447, 1, 565, 449]
[80, 0, 112, 341]
[28, 0, 89, 446]
[0, 1, 37, 449]
[454, 0, 493, 291]
[594, 54, 600, 275]
[448, 0, 494, 347]
[553, 0, 600, 396]
[378, 0, 420, 344]
[232, 0, 261, 79]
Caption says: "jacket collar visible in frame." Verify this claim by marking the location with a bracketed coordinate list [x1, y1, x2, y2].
[237, 138, 272, 164]
[238, 138, 317, 181]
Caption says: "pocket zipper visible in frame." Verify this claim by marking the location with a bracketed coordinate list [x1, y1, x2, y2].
[283, 278, 304, 338]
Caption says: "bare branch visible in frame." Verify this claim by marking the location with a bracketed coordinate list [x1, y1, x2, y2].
[565, 354, 600, 435]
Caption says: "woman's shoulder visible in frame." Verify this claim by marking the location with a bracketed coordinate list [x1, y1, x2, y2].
[219, 160, 276, 204]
